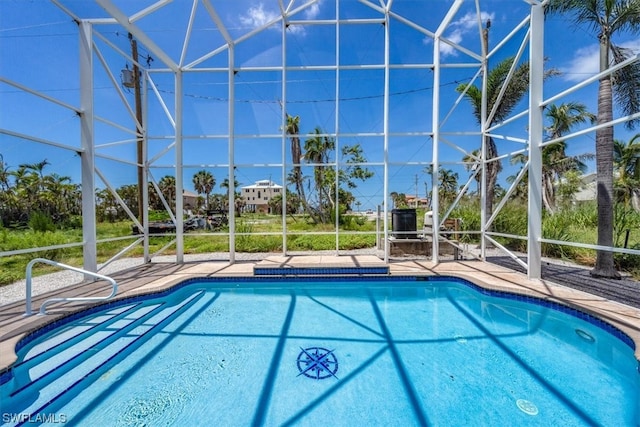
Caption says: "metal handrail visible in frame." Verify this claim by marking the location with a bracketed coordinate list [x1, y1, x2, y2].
[25, 258, 118, 315]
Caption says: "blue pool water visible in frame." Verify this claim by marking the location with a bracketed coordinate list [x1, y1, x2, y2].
[1, 277, 639, 426]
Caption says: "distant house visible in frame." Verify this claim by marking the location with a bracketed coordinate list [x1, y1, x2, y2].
[241, 180, 282, 213]
[404, 195, 430, 209]
[182, 189, 199, 209]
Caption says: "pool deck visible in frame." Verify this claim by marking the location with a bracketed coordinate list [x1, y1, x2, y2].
[1, 256, 640, 376]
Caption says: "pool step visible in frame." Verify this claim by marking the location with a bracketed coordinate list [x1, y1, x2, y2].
[253, 255, 390, 276]
[1, 291, 207, 423]
[15, 302, 150, 373]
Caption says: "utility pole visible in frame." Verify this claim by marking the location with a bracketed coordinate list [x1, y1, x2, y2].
[129, 33, 144, 223]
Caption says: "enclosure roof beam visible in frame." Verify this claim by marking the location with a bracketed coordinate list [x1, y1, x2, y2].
[202, 0, 233, 45]
[435, 0, 463, 37]
[51, 0, 81, 23]
[130, 0, 172, 23]
[96, 0, 179, 72]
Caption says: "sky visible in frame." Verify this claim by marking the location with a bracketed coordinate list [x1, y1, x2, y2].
[1, 0, 639, 212]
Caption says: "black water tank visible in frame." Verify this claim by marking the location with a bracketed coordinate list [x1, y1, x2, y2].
[392, 208, 417, 239]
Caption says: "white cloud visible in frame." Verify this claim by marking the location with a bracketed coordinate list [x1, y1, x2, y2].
[423, 11, 494, 58]
[304, 1, 322, 20]
[562, 45, 599, 82]
[562, 39, 640, 82]
[453, 11, 491, 31]
[239, 1, 322, 36]
[239, 3, 279, 28]
[440, 30, 463, 56]
[288, 1, 322, 35]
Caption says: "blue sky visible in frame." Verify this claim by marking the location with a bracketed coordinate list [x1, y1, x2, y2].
[1, 0, 639, 211]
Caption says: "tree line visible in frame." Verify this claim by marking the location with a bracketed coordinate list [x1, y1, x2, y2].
[0, 157, 244, 227]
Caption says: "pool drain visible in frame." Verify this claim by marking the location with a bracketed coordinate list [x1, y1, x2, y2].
[516, 399, 538, 416]
[453, 335, 467, 344]
[575, 328, 595, 343]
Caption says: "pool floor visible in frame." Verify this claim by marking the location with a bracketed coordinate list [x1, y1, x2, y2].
[2, 280, 639, 426]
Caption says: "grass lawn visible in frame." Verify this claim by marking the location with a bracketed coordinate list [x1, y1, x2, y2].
[1, 205, 638, 286]
[0, 214, 378, 285]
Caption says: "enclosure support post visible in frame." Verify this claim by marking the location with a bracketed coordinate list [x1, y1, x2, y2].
[334, 0, 341, 255]
[480, 20, 489, 260]
[79, 21, 97, 275]
[431, 34, 441, 264]
[382, 7, 390, 263]
[527, 4, 544, 279]
[175, 70, 184, 263]
[280, 17, 287, 256]
[228, 45, 236, 264]
[431, 0, 463, 263]
[142, 70, 150, 263]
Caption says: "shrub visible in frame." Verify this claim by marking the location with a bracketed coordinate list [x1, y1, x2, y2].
[541, 213, 572, 259]
[61, 215, 83, 229]
[0, 268, 21, 285]
[235, 220, 253, 248]
[614, 204, 640, 248]
[569, 202, 598, 228]
[341, 214, 369, 230]
[451, 203, 481, 244]
[615, 243, 640, 280]
[29, 211, 55, 233]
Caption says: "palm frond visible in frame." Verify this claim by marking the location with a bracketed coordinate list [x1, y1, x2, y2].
[611, 44, 640, 129]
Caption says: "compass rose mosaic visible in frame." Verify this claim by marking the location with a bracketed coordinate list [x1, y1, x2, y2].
[296, 347, 339, 380]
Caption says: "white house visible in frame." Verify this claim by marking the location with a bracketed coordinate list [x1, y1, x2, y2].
[241, 180, 283, 213]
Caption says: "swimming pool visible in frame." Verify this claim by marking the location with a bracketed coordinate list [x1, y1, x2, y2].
[1, 276, 638, 426]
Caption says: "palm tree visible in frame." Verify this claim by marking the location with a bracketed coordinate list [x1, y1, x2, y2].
[192, 170, 215, 210]
[509, 142, 593, 211]
[438, 168, 459, 206]
[542, 103, 596, 213]
[43, 173, 75, 219]
[158, 175, 176, 208]
[304, 127, 335, 222]
[507, 103, 595, 212]
[462, 149, 481, 194]
[220, 177, 242, 215]
[285, 114, 306, 206]
[147, 182, 161, 210]
[117, 184, 139, 217]
[546, 103, 596, 140]
[19, 159, 50, 183]
[541, 141, 593, 213]
[389, 192, 407, 209]
[614, 134, 640, 210]
[424, 165, 460, 208]
[268, 190, 299, 215]
[390, 191, 398, 209]
[456, 57, 533, 224]
[96, 187, 118, 220]
[0, 154, 10, 191]
[12, 166, 40, 213]
[547, 0, 640, 278]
